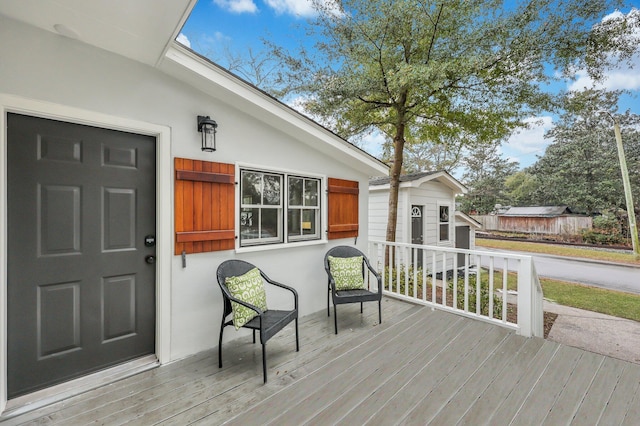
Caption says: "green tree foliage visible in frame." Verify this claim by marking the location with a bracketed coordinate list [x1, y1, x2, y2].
[529, 89, 640, 215]
[459, 143, 518, 214]
[505, 171, 538, 206]
[271, 0, 636, 242]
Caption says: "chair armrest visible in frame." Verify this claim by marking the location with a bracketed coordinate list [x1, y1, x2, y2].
[260, 271, 299, 309]
[363, 256, 383, 294]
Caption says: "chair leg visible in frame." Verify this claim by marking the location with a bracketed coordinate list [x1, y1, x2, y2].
[262, 343, 267, 383]
[218, 318, 225, 368]
[253, 329, 256, 344]
[327, 285, 331, 317]
[360, 302, 363, 313]
[379, 300, 382, 324]
[334, 305, 338, 335]
[295, 318, 300, 351]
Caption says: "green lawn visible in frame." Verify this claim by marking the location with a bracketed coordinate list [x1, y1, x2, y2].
[475, 240, 640, 322]
[477, 237, 640, 265]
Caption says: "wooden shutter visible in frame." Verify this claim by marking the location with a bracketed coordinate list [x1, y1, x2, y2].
[175, 158, 235, 254]
[327, 177, 359, 240]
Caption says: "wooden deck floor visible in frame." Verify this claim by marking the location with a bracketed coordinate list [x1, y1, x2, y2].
[2, 297, 640, 425]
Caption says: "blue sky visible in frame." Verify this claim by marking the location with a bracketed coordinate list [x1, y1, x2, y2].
[179, 0, 640, 169]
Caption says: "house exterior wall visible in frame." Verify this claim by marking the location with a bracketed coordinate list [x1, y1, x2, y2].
[0, 15, 377, 372]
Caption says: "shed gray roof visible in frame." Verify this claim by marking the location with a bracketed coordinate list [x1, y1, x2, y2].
[501, 206, 573, 217]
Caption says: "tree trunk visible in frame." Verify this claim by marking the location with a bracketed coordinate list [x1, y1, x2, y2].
[385, 123, 406, 243]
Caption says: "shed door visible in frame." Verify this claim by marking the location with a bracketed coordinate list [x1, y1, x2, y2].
[411, 205, 424, 267]
[7, 114, 157, 398]
[456, 226, 471, 267]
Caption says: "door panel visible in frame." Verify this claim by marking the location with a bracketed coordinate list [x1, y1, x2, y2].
[456, 226, 471, 267]
[7, 113, 156, 398]
[411, 205, 424, 268]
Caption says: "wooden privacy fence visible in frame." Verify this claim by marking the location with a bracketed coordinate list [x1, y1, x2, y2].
[473, 215, 592, 236]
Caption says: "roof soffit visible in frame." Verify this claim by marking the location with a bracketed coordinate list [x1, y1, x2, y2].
[0, 0, 195, 67]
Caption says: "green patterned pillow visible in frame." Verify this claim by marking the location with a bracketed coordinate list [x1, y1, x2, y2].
[328, 255, 365, 290]
[225, 267, 268, 330]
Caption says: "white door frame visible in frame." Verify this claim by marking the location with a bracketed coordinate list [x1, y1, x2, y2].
[0, 94, 172, 413]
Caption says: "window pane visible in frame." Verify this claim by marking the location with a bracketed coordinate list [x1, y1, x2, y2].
[289, 177, 303, 206]
[240, 208, 259, 240]
[263, 174, 281, 206]
[304, 179, 319, 206]
[302, 209, 316, 235]
[439, 205, 449, 223]
[242, 172, 262, 205]
[440, 224, 449, 241]
[261, 208, 279, 239]
[288, 209, 301, 236]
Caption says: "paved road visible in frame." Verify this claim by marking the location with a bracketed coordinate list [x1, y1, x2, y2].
[477, 247, 640, 295]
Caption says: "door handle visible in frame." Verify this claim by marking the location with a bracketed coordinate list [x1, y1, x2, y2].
[145, 255, 156, 264]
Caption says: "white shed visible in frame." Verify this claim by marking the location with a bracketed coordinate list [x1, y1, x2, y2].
[369, 171, 470, 248]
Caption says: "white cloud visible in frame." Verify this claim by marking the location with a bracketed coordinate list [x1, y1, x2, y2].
[214, 0, 258, 14]
[568, 58, 640, 92]
[264, 0, 316, 17]
[568, 8, 640, 92]
[264, 0, 341, 18]
[176, 33, 191, 48]
[503, 116, 554, 156]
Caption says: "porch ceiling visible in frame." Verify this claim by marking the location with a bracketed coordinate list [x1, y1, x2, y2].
[0, 0, 195, 67]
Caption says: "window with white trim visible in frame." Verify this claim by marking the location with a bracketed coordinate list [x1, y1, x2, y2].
[438, 204, 450, 242]
[240, 169, 321, 247]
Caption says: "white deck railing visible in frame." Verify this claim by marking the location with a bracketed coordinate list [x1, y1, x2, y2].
[368, 240, 544, 338]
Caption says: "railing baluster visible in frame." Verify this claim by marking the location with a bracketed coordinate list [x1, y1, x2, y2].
[476, 254, 481, 315]
[502, 258, 509, 323]
[431, 251, 437, 304]
[413, 247, 418, 299]
[421, 249, 427, 301]
[489, 257, 495, 319]
[464, 254, 469, 312]
[453, 252, 458, 310]
[442, 252, 447, 307]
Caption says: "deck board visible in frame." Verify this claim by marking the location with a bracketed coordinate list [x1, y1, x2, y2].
[542, 350, 604, 424]
[510, 344, 584, 424]
[2, 296, 639, 426]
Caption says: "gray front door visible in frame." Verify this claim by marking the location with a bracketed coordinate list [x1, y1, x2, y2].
[7, 113, 157, 398]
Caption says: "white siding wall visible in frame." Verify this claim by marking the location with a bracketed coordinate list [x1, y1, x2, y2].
[368, 190, 389, 241]
[406, 181, 456, 247]
[369, 179, 457, 247]
[0, 17, 377, 363]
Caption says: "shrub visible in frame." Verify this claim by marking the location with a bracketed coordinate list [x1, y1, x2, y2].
[448, 274, 503, 318]
[582, 215, 624, 245]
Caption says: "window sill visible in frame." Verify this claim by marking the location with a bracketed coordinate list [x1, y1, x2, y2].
[235, 238, 328, 254]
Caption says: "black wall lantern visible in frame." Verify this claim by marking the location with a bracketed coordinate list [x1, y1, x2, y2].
[197, 115, 218, 152]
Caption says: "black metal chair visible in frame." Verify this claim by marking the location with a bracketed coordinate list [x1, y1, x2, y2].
[216, 260, 299, 383]
[324, 246, 382, 334]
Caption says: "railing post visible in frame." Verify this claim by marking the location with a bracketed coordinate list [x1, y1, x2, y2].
[517, 257, 533, 337]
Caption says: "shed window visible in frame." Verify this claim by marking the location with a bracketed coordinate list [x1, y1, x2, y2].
[439, 205, 450, 242]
